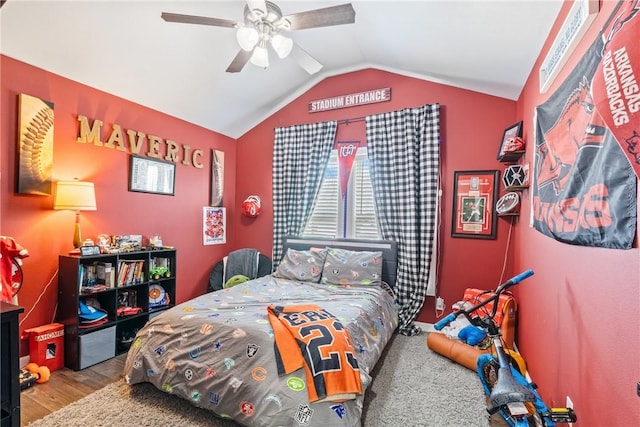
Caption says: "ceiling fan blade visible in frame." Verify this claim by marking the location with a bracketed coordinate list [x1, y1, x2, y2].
[161, 12, 238, 28]
[290, 43, 323, 75]
[226, 49, 253, 73]
[283, 3, 355, 30]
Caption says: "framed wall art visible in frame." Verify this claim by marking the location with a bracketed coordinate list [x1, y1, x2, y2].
[128, 155, 176, 195]
[203, 206, 226, 245]
[210, 149, 224, 207]
[497, 121, 523, 160]
[451, 170, 499, 239]
[17, 93, 55, 195]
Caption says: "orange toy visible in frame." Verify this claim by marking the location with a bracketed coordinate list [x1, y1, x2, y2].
[24, 362, 50, 384]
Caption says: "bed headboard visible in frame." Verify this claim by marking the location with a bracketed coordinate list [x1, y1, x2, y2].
[281, 236, 398, 289]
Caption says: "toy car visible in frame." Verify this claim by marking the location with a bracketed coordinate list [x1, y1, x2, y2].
[117, 306, 143, 317]
[150, 266, 171, 280]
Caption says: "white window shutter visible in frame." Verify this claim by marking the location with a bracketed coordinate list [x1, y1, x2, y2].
[304, 151, 339, 237]
[304, 148, 380, 239]
[349, 154, 380, 239]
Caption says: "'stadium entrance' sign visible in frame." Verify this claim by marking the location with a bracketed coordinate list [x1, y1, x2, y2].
[308, 88, 391, 113]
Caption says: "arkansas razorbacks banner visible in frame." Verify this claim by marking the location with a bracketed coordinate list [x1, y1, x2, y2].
[533, 2, 637, 249]
[591, 0, 640, 178]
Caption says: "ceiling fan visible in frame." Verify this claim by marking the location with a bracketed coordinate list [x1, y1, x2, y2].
[161, 1, 355, 74]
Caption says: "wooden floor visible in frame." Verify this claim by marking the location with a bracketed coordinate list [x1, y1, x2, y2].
[19, 353, 507, 427]
[19, 354, 127, 427]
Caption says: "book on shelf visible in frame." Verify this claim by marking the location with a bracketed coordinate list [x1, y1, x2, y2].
[96, 262, 115, 288]
[117, 260, 145, 286]
[79, 263, 98, 289]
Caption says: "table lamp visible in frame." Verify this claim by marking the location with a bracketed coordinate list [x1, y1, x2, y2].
[54, 180, 97, 251]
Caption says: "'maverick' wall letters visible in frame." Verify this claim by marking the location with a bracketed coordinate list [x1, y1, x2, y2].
[76, 115, 204, 169]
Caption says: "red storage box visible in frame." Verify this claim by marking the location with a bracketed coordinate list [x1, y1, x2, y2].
[23, 322, 65, 372]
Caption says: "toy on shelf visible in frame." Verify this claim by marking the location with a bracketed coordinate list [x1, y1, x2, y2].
[150, 266, 171, 280]
[148, 234, 163, 249]
[116, 306, 143, 317]
[20, 362, 50, 389]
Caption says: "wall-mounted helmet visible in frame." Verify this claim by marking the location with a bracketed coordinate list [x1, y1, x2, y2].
[242, 195, 261, 217]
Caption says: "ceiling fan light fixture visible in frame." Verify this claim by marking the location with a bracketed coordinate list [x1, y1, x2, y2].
[162, 1, 356, 74]
[271, 34, 293, 59]
[250, 44, 269, 68]
[277, 18, 291, 32]
[236, 25, 259, 51]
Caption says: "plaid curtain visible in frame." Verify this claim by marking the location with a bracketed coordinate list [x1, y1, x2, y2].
[272, 121, 337, 263]
[366, 104, 440, 336]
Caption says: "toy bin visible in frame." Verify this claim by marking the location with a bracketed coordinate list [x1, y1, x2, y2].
[23, 322, 65, 372]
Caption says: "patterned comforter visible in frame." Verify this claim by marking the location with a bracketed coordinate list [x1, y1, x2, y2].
[123, 275, 398, 426]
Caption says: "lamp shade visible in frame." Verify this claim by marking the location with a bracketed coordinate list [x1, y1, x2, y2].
[236, 26, 259, 51]
[271, 34, 293, 59]
[250, 44, 269, 68]
[54, 181, 97, 211]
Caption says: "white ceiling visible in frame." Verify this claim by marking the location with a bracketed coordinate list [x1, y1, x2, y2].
[0, 0, 563, 139]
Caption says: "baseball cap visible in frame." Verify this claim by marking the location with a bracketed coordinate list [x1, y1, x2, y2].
[78, 300, 108, 321]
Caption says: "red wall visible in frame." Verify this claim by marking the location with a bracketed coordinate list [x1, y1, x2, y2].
[4, 2, 640, 423]
[233, 68, 518, 323]
[1, 56, 237, 354]
[511, 1, 640, 425]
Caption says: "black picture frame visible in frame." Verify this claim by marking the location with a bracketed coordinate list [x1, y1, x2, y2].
[497, 121, 523, 160]
[451, 170, 499, 239]
[128, 155, 176, 196]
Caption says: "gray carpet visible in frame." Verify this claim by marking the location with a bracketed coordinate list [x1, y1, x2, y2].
[28, 333, 491, 427]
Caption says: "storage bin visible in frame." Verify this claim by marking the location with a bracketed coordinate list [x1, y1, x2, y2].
[79, 326, 116, 369]
[23, 322, 65, 372]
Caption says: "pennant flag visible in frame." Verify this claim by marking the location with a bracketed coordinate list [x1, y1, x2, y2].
[336, 141, 360, 200]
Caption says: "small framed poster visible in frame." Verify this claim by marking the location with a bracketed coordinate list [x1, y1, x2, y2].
[203, 206, 226, 245]
[451, 170, 499, 239]
[129, 155, 176, 196]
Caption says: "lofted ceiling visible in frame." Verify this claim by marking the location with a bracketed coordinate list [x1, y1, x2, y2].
[0, 0, 563, 139]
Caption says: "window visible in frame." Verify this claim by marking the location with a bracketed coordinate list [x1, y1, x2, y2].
[304, 148, 380, 239]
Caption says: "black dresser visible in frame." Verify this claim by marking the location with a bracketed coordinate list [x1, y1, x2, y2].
[1, 302, 24, 427]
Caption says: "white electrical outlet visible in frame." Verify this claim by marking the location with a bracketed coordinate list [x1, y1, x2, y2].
[566, 396, 574, 427]
[436, 297, 445, 311]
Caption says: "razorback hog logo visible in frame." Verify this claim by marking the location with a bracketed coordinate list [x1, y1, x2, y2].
[536, 77, 607, 194]
[603, 0, 640, 47]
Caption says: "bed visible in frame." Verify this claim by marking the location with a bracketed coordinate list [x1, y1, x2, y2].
[124, 237, 399, 426]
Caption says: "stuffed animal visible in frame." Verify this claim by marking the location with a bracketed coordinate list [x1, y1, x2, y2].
[1, 236, 29, 303]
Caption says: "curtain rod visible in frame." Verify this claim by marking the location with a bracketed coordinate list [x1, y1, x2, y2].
[337, 116, 366, 125]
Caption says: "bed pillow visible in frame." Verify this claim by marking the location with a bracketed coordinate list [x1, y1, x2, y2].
[273, 248, 327, 282]
[321, 248, 383, 286]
